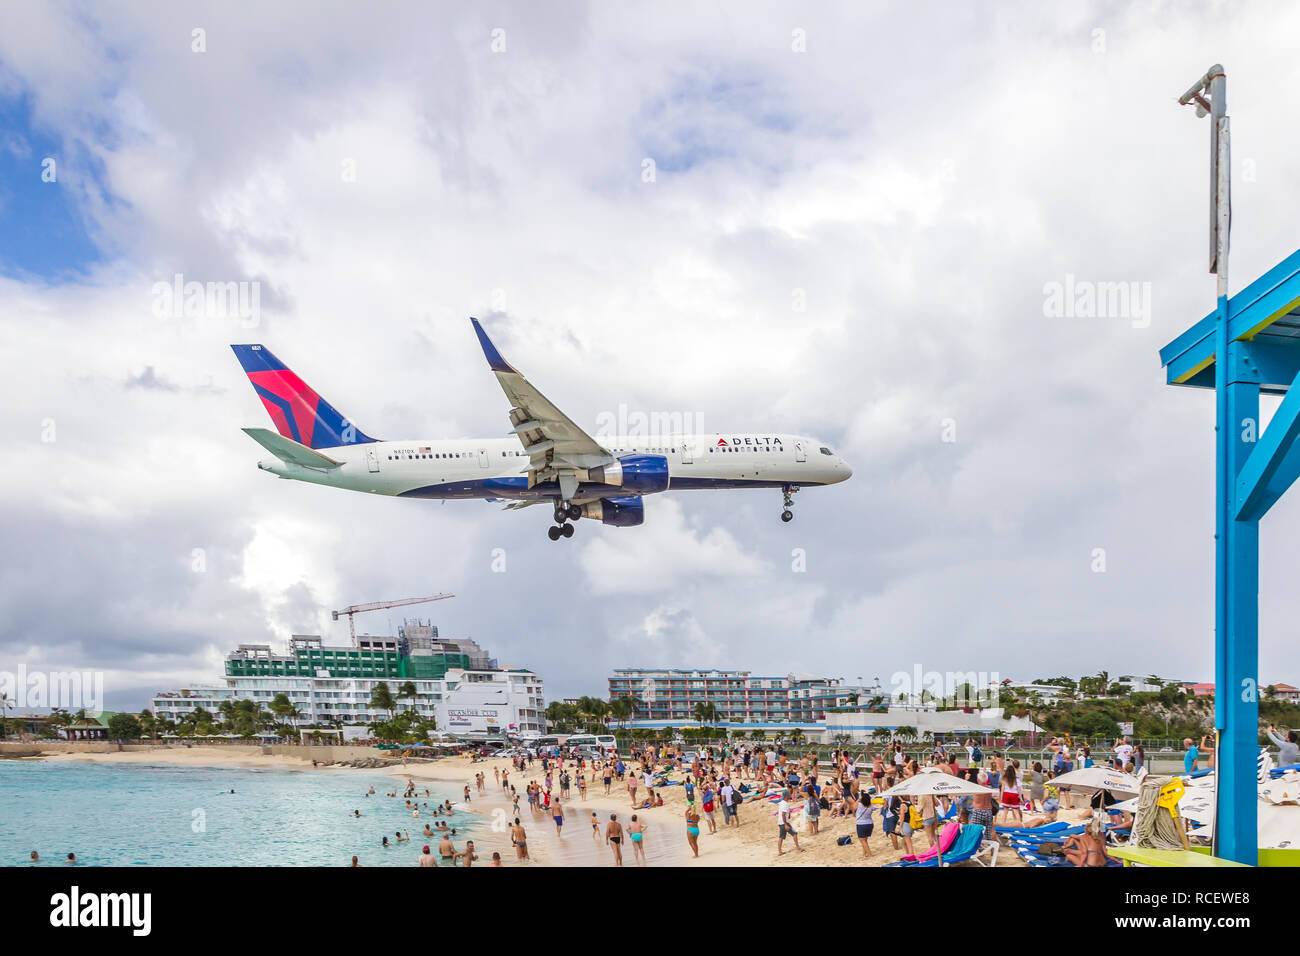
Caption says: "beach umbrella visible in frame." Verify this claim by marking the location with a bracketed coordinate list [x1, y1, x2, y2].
[1048, 767, 1140, 795]
[1259, 773, 1300, 806]
[1188, 800, 1300, 849]
[881, 772, 995, 797]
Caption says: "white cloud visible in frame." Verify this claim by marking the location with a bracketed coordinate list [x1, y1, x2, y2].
[4, 1, 1300, 706]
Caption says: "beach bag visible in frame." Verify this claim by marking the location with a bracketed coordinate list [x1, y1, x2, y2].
[908, 805, 923, 829]
[837, 835, 853, 846]
[972, 746, 982, 762]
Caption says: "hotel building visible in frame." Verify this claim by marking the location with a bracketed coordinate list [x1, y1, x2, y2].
[151, 623, 546, 737]
[607, 668, 854, 725]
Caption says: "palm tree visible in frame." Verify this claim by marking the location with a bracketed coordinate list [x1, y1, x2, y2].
[370, 682, 396, 720]
[397, 681, 418, 712]
[0, 691, 13, 740]
[609, 696, 631, 730]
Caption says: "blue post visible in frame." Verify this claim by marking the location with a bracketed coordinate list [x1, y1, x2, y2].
[1222, 320, 1260, 863]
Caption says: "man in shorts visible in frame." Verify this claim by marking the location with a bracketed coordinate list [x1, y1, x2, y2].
[776, 788, 804, 855]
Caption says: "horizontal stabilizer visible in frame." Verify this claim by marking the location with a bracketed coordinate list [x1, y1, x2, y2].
[242, 428, 343, 469]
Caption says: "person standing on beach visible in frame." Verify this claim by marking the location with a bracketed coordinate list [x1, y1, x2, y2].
[606, 813, 624, 866]
[684, 801, 701, 858]
[854, 792, 875, 859]
[776, 788, 803, 856]
[1029, 762, 1046, 811]
[1113, 737, 1133, 770]
[627, 773, 638, 808]
[510, 818, 529, 861]
[701, 781, 718, 834]
[552, 794, 566, 835]
[804, 782, 821, 835]
[628, 814, 648, 866]
[1267, 725, 1298, 767]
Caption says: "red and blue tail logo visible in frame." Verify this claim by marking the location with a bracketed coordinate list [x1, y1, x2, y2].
[231, 344, 377, 449]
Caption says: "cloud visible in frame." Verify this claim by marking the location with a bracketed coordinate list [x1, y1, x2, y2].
[3, 1, 1300, 711]
[577, 497, 768, 596]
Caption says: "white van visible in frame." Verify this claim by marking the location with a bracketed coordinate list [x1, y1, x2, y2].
[566, 733, 617, 755]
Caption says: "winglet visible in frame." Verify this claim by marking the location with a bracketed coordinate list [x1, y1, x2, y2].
[470, 317, 516, 374]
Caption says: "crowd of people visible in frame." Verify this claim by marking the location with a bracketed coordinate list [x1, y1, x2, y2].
[362, 727, 1280, 867]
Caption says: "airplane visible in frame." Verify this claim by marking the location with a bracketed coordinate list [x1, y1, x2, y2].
[231, 318, 852, 540]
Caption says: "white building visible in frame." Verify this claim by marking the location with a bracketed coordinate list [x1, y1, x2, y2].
[1001, 681, 1070, 701]
[151, 667, 547, 737]
[822, 707, 1041, 743]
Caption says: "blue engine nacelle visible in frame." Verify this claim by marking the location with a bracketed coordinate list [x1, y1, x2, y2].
[581, 496, 645, 527]
[584, 454, 669, 495]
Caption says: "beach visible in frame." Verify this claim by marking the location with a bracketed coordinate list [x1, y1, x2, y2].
[21, 745, 1105, 866]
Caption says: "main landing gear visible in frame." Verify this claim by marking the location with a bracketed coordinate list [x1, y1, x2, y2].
[548, 501, 580, 540]
[780, 484, 799, 523]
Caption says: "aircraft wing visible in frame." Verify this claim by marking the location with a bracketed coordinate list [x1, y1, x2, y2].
[470, 318, 611, 485]
[242, 427, 343, 470]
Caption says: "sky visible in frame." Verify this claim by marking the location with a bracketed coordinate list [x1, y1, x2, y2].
[2, 1, 1300, 713]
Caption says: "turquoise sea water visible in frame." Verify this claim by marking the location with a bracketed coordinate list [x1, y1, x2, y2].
[0, 761, 477, 866]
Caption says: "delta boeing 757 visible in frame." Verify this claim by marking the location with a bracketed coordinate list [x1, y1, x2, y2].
[231, 319, 852, 540]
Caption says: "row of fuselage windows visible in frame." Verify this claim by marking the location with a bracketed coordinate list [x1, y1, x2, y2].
[386, 444, 817, 461]
[387, 452, 483, 460]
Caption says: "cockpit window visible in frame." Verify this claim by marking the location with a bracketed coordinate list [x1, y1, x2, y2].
[819, 446, 833, 455]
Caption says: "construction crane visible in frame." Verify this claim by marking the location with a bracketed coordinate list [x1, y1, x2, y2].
[331, 594, 453, 642]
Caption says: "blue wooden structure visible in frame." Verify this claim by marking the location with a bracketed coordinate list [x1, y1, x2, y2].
[1159, 248, 1300, 865]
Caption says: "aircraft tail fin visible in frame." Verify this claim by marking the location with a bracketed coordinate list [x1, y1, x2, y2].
[230, 344, 377, 449]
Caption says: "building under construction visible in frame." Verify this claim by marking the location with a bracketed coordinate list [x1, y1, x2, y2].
[224, 622, 496, 682]
[150, 622, 544, 736]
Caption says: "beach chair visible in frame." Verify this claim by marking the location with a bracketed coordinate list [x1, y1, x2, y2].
[914, 824, 985, 867]
[890, 820, 961, 865]
[1016, 845, 1122, 867]
[973, 836, 999, 867]
[994, 820, 1069, 836]
[1003, 825, 1085, 845]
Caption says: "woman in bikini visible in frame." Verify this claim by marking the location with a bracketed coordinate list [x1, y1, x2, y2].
[684, 802, 701, 858]
[1063, 817, 1112, 867]
[628, 814, 647, 866]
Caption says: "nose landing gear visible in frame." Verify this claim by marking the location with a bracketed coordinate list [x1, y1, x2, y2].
[548, 501, 580, 540]
[780, 484, 798, 522]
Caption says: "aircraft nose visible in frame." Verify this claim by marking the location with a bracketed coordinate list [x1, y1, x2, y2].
[839, 459, 853, 481]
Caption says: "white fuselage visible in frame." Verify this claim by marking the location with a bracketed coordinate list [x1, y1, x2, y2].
[255, 432, 852, 501]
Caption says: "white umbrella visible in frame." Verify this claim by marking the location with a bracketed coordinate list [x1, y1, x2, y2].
[1188, 800, 1300, 849]
[1259, 773, 1300, 806]
[881, 772, 996, 797]
[1049, 767, 1141, 795]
